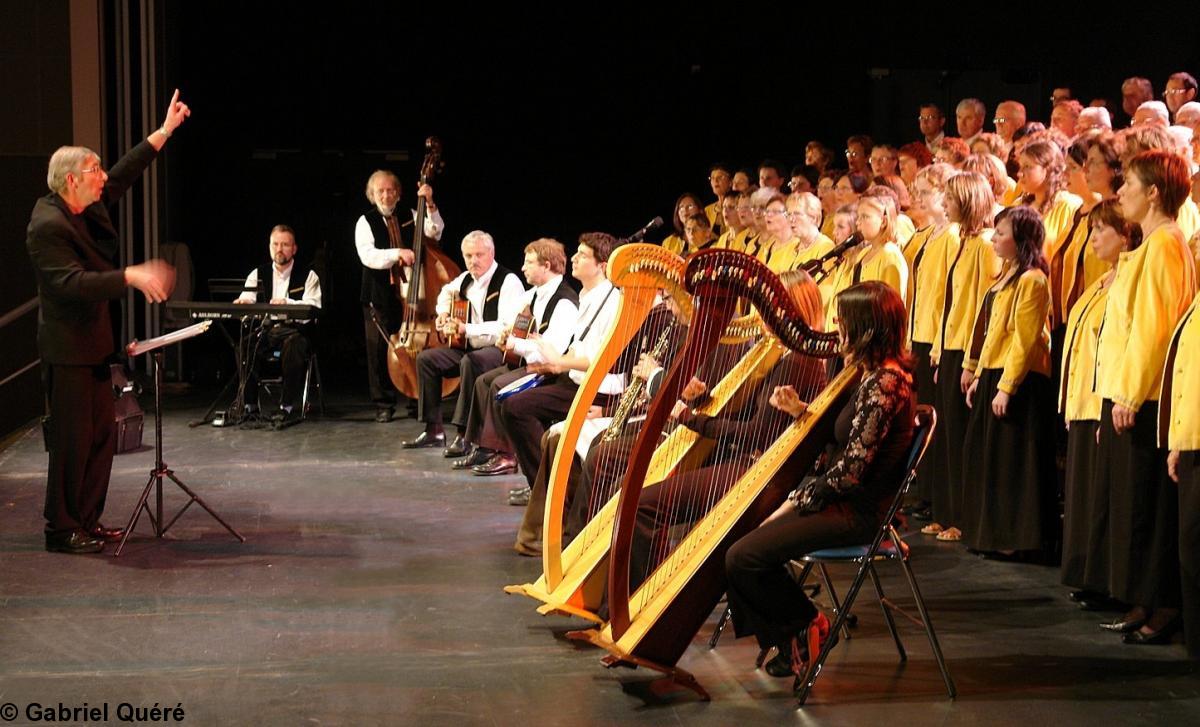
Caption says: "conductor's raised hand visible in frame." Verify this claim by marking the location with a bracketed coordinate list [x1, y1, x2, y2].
[162, 89, 191, 134]
[125, 259, 176, 303]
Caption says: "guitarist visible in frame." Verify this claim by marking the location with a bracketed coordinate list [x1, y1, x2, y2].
[453, 238, 579, 473]
[355, 170, 444, 424]
[402, 230, 524, 451]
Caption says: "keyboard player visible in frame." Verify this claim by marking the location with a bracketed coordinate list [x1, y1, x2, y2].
[234, 224, 322, 425]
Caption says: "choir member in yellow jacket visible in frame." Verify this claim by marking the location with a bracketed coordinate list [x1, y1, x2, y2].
[683, 213, 720, 254]
[817, 170, 840, 239]
[758, 194, 800, 273]
[1161, 291, 1200, 659]
[960, 205, 1056, 555]
[827, 190, 908, 328]
[906, 163, 961, 519]
[821, 203, 866, 324]
[662, 193, 706, 256]
[706, 164, 732, 235]
[715, 193, 747, 252]
[1059, 199, 1138, 611]
[927, 171, 999, 540]
[1120, 124, 1200, 243]
[1095, 150, 1197, 646]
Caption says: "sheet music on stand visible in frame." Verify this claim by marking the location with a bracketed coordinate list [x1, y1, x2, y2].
[127, 321, 212, 357]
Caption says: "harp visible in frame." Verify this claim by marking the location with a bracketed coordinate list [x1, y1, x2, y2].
[566, 249, 856, 699]
[503, 245, 771, 621]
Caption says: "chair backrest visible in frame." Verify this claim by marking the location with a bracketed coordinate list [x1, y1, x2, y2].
[880, 404, 937, 528]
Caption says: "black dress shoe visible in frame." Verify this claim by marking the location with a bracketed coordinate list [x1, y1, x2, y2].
[45, 530, 105, 554]
[473, 453, 518, 476]
[443, 434, 469, 458]
[763, 647, 796, 678]
[375, 408, 394, 423]
[271, 407, 302, 430]
[452, 447, 491, 470]
[402, 430, 445, 449]
[88, 524, 126, 542]
[1100, 615, 1148, 633]
[1122, 617, 1180, 645]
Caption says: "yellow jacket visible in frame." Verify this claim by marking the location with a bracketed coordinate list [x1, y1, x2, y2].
[854, 242, 908, 302]
[820, 214, 837, 240]
[964, 268, 1052, 394]
[932, 231, 1000, 364]
[662, 233, 690, 257]
[1178, 197, 1200, 243]
[1096, 224, 1198, 410]
[908, 224, 961, 346]
[704, 201, 722, 234]
[1159, 294, 1200, 449]
[1001, 181, 1024, 208]
[1041, 191, 1084, 261]
[1059, 278, 1109, 422]
[715, 229, 740, 251]
[895, 214, 916, 247]
[1052, 209, 1111, 329]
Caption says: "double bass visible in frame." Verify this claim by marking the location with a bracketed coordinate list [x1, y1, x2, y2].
[386, 137, 463, 399]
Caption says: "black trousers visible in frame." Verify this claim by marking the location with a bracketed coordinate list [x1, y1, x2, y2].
[467, 363, 523, 450]
[725, 501, 880, 650]
[415, 345, 504, 429]
[497, 375, 579, 487]
[43, 364, 115, 535]
[248, 324, 311, 410]
[1176, 451, 1200, 659]
[363, 303, 399, 410]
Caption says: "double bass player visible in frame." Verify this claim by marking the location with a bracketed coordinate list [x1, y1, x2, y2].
[355, 170, 444, 423]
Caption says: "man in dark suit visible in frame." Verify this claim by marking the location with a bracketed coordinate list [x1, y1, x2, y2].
[25, 89, 189, 554]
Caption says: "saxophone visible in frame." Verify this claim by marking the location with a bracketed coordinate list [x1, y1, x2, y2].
[601, 320, 675, 442]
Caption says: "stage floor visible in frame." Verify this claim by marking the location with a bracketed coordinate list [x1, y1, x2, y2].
[1, 397, 1196, 725]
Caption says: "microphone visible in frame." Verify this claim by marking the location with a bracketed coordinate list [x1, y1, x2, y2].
[627, 216, 664, 243]
[801, 232, 864, 274]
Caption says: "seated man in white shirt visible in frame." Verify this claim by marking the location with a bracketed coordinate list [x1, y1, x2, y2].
[234, 224, 322, 426]
[453, 238, 579, 472]
[494, 233, 623, 491]
[402, 230, 525, 451]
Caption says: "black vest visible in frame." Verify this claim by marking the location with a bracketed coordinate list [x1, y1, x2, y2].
[533, 277, 580, 334]
[359, 208, 411, 307]
[256, 262, 316, 303]
[457, 265, 516, 323]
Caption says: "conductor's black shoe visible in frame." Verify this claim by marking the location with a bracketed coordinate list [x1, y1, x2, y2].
[443, 434, 469, 458]
[87, 524, 126, 542]
[375, 408, 394, 423]
[45, 530, 105, 554]
[452, 447, 492, 470]
[402, 430, 445, 449]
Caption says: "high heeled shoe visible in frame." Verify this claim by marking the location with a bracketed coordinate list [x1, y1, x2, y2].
[1123, 616, 1181, 645]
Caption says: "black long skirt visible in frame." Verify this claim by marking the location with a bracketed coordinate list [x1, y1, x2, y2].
[911, 341, 937, 502]
[930, 349, 969, 526]
[960, 368, 1058, 552]
[1098, 399, 1180, 608]
[1060, 420, 1106, 590]
[1177, 451, 1200, 659]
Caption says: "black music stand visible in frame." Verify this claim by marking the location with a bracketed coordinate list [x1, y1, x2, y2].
[116, 323, 246, 556]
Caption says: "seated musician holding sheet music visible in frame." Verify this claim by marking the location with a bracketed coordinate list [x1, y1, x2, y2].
[402, 230, 525, 451]
[234, 224, 321, 427]
[453, 238, 578, 475]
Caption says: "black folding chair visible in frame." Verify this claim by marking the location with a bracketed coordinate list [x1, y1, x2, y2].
[793, 404, 954, 705]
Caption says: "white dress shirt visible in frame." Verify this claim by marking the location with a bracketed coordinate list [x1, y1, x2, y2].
[435, 261, 526, 348]
[506, 275, 579, 364]
[236, 262, 322, 307]
[354, 207, 446, 270]
[567, 279, 623, 392]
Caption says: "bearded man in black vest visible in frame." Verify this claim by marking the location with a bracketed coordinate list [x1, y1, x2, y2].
[234, 224, 322, 426]
[401, 230, 525, 452]
[354, 170, 445, 423]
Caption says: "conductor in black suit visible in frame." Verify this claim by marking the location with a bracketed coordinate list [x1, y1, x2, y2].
[25, 90, 189, 554]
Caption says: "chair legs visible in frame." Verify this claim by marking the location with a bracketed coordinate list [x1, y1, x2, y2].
[301, 354, 324, 418]
[709, 605, 732, 649]
[896, 550, 956, 699]
[867, 562, 906, 661]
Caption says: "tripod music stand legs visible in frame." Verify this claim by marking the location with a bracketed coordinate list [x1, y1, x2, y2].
[115, 349, 245, 556]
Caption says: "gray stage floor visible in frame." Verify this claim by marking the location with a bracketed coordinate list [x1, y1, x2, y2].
[1, 398, 1196, 726]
